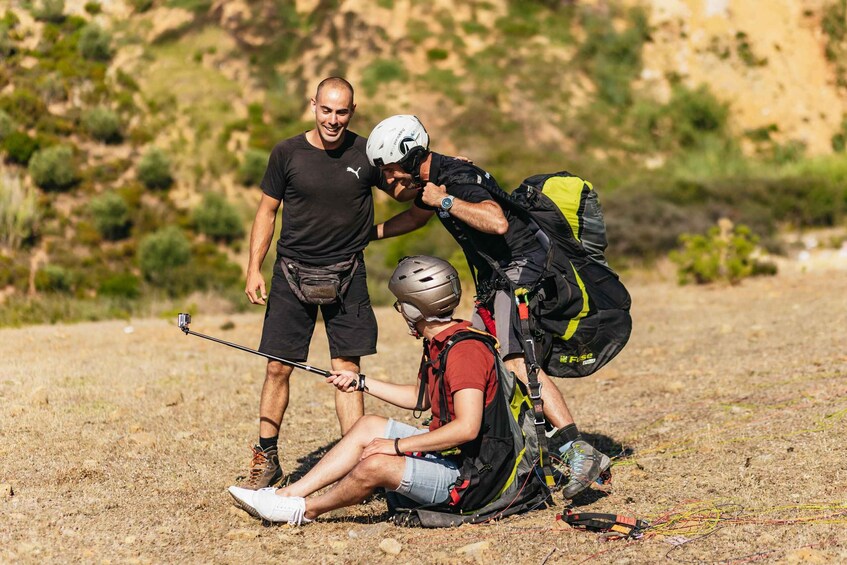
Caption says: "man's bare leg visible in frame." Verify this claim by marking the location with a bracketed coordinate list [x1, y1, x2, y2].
[259, 361, 293, 438]
[331, 356, 365, 435]
[504, 355, 574, 428]
[277, 414, 389, 498]
[303, 454, 405, 520]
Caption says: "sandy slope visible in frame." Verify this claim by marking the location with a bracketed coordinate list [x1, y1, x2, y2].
[1, 267, 845, 563]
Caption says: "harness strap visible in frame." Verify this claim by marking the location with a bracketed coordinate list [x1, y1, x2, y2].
[558, 511, 648, 540]
[413, 339, 433, 419]
[515, 289, 555, 489]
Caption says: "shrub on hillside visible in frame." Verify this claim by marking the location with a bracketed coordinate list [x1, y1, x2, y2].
[238, 149, 267, 186]
[129, 0, 154, 13]
[84, 2, 102, 15]
[0, 110, 15, 141]
[192, 193, 244, 243]
[78, 24, 112, 61]
[0, 171, 40, 249]
[33, 0, 66, 23]
[138, 226, 191, 290]
[28, 145, 77, 191]
[2, 131, 38, 164]
[34, 264, 73, 293]
[137, 147, 173, 189]
[82, 106, 122, 143]
[90, 191, 131, 240]
[0, 88, 48, 127]
[361, 59, 407, 96]
[98, 273, 140, 299]
[666, 85, 729, 148]
[670, 219, 776, 285]
[0, 24, 14, 58]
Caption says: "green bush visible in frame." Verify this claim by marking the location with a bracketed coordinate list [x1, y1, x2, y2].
[137, 147, 173, 189]
[670, 219, 776, 285]
[82, 106, 122, 143]
[2, 131, 38, 164]
[192, 193, 244, 243]
[98, 273, 140, 299]
[0, 88, 48, 127]
[84, 2, 102, 14]
[0, 24, 14, 58]
[666, 84, 729, 148]
[0, 171, 40, 249]
[90, 191, 131, 240]
[129, 0, 154, 13]
[138, 226, 191, 288]
[238, 149, 267, 186]
[28, 145, 77, 191]
[35, 264, 73, 293]
[360, 59, 408, 96]
[426, 48, 449, 61]
[0, 110, 15, 141]
[33, 0, 66, 23]
[78, 24, 111, 61]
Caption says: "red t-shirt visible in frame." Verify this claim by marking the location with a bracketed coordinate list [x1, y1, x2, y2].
[420, 321, 499, 431]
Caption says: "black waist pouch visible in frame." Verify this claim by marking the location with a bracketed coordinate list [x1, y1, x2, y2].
[279, 254, 358, 305]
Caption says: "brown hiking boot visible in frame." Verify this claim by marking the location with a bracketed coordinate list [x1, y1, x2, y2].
[239, 445, 283, 490]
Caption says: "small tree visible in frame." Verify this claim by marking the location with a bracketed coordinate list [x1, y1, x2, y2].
[28, 145, 78, 191]
[193, 193, 244, 243]
[670, 218, 776, 285]
[82, 106, 122, 143]
[0, 110, 16, 141]
[90, 191, 131, 240]
[238, 149, 267, 186]
[0, 171, 40, 249]
[78, 24, 112, 61]
[138, 226, 191, 293]
[33, 0, 66, 23]
[3, 131, 38, 164]
[137, 147, 173, 189]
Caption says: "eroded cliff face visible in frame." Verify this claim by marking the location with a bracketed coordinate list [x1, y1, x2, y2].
[635, 0, 845, 154]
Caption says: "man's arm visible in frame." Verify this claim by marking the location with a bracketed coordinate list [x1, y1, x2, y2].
[361, 388, 483, 458]
[245, 193, 281, 305]
[326, 371, 426, 410]
[370, 204, 434, 241]
[419, 182, 508, 235]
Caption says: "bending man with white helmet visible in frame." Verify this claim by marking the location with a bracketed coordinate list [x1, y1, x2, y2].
[366, 115, 611, 499]
[229, 256, 542, 525]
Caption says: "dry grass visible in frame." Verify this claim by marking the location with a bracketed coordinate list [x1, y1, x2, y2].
[1, 268, 846, 563]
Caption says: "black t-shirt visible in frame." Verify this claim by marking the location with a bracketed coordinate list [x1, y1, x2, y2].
[414, 153, 542, 279]
[261, 131, 388, 265]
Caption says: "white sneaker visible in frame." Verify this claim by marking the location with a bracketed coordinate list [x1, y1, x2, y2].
[251, 490, 311, 525]
[228, 485, 274, 519]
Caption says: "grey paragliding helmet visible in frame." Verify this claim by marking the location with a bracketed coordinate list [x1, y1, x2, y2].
[389, 256, 461, 329]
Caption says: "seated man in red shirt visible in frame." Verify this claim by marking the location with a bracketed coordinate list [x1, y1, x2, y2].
[228, 256, 516, 525]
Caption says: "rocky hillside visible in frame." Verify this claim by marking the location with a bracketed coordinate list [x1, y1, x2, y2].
[1, 0, 845, 324]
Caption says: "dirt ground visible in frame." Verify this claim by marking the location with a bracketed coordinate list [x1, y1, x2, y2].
[1, 263, 846, 564]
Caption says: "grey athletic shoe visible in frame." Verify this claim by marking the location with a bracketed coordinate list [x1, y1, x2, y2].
[239, 445, 283, 490]
[558, 440, 611, 499]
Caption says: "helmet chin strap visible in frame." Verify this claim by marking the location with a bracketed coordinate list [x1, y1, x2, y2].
[400, 147, 428, 187]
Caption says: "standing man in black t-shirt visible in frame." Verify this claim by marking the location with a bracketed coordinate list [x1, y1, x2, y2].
[366, 115, 612, 500]
[241, 78, 413, 490]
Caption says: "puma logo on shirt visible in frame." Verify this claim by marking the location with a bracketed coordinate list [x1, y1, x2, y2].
[346, 166, 361, 179]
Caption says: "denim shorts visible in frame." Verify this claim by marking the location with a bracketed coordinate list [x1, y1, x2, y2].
[384, 419, 460, 505]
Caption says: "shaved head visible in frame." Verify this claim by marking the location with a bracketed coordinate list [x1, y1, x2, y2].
[316, 77, 355, 106]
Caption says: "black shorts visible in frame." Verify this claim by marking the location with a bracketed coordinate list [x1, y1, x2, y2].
[259, 254, 378, 361]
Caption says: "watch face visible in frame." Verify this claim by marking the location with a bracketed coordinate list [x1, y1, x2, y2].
[441, 196, 453, 210]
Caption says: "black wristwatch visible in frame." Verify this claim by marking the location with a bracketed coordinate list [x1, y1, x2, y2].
[440, 195, 455, 211]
